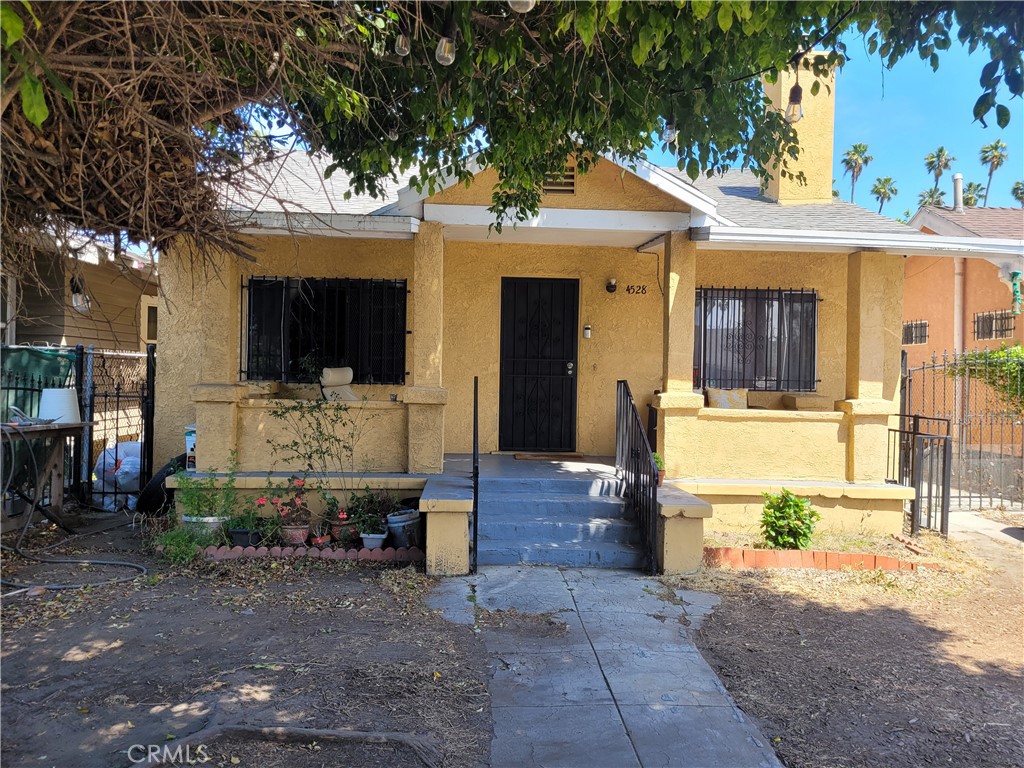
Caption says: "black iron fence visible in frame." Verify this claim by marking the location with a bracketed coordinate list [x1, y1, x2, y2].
[615, 380, 658, 574]
[0, 344, 155, 513]
[904, 350, 1023, 510]
[886, 415, 952, 535]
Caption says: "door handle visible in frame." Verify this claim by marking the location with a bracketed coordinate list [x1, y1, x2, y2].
[566, 361, 575, 375]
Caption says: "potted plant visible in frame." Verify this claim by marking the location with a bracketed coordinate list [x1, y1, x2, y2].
[175, 460, 236, 535]
[309, 517, 332, 549]
[652, 452, 666, 487]
[258, 475, 312, 545]
[226, 499, 264, 548]
[349, 488, 393, 549]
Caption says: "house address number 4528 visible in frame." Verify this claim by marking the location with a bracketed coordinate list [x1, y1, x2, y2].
[624, 284, 648, 295]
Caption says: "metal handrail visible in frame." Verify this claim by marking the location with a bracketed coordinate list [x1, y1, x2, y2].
[615, 380, 658, 574]
[471, 376, 480, 574]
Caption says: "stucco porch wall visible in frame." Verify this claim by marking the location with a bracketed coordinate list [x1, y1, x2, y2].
[666, 408, 849, 482]
[155, 235, 417, 470]
[442, 241, 664, 455]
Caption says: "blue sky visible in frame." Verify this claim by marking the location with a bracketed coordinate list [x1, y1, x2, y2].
[649, 34, 1024, 217]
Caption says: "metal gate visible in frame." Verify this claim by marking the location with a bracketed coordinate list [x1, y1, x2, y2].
[904, 351, 1023, 510]
[74, 344, 156, 510]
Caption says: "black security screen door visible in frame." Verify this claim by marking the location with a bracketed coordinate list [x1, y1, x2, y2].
[499, 277, 579, 452]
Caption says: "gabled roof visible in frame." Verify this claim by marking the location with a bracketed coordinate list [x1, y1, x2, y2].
[664, 168, 914, 235]
[910, 205, 1024, 239]
[221, 152, 414, 216]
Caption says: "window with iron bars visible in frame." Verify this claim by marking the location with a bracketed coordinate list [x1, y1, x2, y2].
[902, 320, 929, 345]
[242, 277, 407, 384]
[694, 287, 819, 391]
[973, 310, 1015, 341]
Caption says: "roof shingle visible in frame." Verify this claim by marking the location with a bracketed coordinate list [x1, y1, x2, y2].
[920, 206, 1024, 239]
[660, 168, 916, 234]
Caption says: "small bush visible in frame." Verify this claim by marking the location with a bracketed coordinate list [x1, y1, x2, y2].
[156, 525, 219, 565]
[760, 489, 820, 550]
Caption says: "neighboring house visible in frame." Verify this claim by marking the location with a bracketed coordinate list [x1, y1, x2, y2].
[155, 64, 1023, 574]
[3, 238, 159, 351]
[903, 178, 1024, 368]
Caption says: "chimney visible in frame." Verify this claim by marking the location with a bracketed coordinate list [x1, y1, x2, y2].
[953, 173, 964, 212]
[762, 55, 837, 205]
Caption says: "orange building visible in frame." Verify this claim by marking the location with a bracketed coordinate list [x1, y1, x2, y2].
[903, 178, 1024, 368]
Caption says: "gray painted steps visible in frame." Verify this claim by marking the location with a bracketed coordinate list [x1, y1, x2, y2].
[475, 473, 642, 569]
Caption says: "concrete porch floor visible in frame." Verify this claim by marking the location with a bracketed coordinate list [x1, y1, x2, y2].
[443, 453, 618, 481]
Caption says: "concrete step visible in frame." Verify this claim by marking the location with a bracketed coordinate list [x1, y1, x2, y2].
[477, 495, 631, 520]
[478, 477, 623, 496]
[478, 516, 640, 545]
[476, 541, 646, 569]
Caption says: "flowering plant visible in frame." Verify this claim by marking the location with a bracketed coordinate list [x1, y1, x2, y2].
[253, 475, 311, 524]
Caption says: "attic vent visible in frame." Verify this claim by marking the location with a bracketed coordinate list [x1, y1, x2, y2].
[542, 167, 576, 195]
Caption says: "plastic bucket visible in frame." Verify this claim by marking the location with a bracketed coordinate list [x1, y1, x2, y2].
[387, 508, 422, 549]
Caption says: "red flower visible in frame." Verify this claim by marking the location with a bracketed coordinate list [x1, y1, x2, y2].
[294, 478, 305, 487]
[255, 496, 267, 506]
[337, 510, 348, 520]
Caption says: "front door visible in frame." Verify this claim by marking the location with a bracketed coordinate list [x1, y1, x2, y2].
[499, 277, 579, 452]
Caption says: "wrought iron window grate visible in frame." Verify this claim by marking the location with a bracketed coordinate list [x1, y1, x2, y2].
[242, 277, 407, 384]
[973, 310, 1015, 341]
[694, 287, 818, 392]
[902, 320, 929, 346]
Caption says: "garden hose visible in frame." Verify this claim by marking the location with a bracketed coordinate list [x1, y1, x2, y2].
[1, 423, 147, 593]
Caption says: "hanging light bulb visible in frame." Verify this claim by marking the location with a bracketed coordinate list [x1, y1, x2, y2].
[784, 66, 803, 124]
[435, 11, 457, 66]
[663, 117, 677, 144]
[394, 19, 411, 57]
[508, 0, 537, 12]
[388, 127, 399, 142]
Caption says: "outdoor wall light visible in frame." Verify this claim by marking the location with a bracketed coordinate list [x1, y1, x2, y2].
[606, 278, 617, 294]
[583, 324, 592, 339]
[70, 276, 91, 315]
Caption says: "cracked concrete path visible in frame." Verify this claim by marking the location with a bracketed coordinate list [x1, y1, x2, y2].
[429, 566, 782, 768]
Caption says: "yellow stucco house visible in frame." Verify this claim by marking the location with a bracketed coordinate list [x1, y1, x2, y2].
[155, 68, 1023, 575]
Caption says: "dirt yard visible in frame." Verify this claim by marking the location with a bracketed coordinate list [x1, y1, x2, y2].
[669, 529, 1024, 768]
[1, 523, 491, 768]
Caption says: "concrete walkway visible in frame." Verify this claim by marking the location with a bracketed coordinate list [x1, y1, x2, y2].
[429, 567, 781, 768]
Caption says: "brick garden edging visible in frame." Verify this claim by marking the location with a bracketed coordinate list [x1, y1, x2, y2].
[202, 545, 425, 563]
[703, 546, 938, 571]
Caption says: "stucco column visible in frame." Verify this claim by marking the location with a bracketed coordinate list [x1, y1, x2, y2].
[839, 251, 904, 482]
[654, 231, 703, 478]
[408, 222, 447, 473]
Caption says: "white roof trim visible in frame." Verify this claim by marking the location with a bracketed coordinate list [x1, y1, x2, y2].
[691, 226, 1024, 260]
[377, 152, 729, 223]
[424, 203, 689, 232]
[231, 211, 419, 240]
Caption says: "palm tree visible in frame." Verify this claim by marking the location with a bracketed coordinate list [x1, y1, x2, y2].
[870, 177, 898, 214]
[1013, 181, 1024, 207]
[963, 181, 985, 207]
[841, 143, 873, 204]
[918, 188, 946, 207]
[979, 140, 1008, 207]
[924, 146, 955, 192]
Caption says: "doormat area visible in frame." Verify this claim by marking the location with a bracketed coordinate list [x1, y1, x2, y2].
[514, 452, 585, 461]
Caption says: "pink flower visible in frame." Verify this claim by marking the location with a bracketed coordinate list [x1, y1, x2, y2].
[337, 511, 348, 520]
[255, 496, 267, 506]
[271, 497, 281, 505]
[294, 496, 302, 505]
[294, 479, 304, 487]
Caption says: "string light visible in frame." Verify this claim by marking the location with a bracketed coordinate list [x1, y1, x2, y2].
[394, 18, 411, 57]
[508, 0, 537, 12]
[435, 10, 457, 66]
[785, 68, 803, 123]
[663, 117, 677, 144]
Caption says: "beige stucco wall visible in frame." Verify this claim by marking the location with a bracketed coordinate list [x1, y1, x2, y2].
[155, 235, 415, 470]
[442, 241, 664, 455]
[431, 157, 689, 213]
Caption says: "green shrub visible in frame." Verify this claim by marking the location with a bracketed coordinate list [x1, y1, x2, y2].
[156, 525, 219, 565]
[760, 489, 820, 550]
[652, 452, 665, 471]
